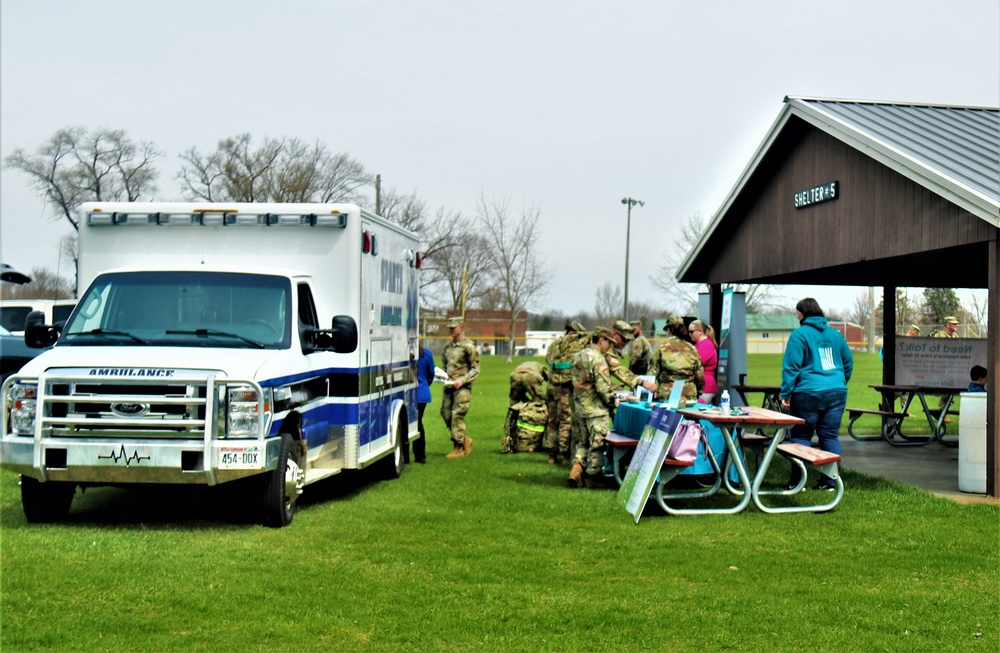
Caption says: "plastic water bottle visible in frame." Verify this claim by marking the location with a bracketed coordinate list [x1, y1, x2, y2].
[720, 390, 731, 415]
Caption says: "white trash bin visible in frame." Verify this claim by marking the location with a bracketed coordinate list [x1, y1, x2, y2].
[958, 392, 987, 494]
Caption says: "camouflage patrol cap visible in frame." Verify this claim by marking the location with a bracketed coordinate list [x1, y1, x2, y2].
[944, 316, 959, 324]
[447, 317, 463, 328]
[570, 320, 587, 333]
[612, 320, 634, 340]
[664, 316, 685, 331]
[593, 326, 615, 341]
[908, 324, 921, 333]
[629, 320, 642, 329]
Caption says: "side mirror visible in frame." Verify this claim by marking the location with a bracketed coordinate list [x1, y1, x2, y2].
[330, 316, 358, 354]
[24, 310, 60, 348]
[300, 325, 337, 353]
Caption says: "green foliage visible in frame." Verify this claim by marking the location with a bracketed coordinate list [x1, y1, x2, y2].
[922, 288, 961, 324]
[1, 355, 996, 652]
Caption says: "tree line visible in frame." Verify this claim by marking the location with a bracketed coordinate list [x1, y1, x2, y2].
[4, 127, 550, 353]
[6, 127, 978, 336]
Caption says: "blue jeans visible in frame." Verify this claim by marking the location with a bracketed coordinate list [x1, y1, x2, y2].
[788, 390, 846, 487]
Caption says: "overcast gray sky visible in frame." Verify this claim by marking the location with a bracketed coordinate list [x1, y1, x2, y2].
[2, 0, 998, 316]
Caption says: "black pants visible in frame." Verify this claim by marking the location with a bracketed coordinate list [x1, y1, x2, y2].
[411, 403, 427, 462]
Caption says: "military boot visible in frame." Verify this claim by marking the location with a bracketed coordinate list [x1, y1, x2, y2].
[462, 437, 474, 456]
[547, 451, 557, 465]
[445, 443, 465, 459]
[568, 462, 584, 488]
[562, 453, 571, 465]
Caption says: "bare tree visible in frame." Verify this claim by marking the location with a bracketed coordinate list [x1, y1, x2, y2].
[594, 282, 623, 325]
[177, 134, 373, 203]
[622, 299, 667, 333]
[1, 267, 74, 300]
[890, 288, 919, 333]
[651, 212, 783, 314]
[968, 292, 988, 336]
[376, 191, 489, 311]
[477, 195, 550, 362]
[5, 127, 161, 231]
[377, 188, 428, 233]
[845, 291, 870, 326]
[414, 207, 492, 310]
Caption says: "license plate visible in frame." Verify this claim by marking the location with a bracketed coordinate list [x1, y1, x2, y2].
[219, 446, 261, 469]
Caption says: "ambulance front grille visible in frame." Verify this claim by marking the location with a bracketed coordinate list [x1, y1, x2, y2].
[39, 377, 211, 438]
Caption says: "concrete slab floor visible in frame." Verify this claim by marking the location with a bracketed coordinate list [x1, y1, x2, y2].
[837, 437, 999, 505]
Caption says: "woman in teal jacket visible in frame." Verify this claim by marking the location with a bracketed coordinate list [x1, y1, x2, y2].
[779, 298, 853, 490]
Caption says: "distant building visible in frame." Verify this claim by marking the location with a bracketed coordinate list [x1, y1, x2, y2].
[422, 309, 529, 356]
[746, 314, 800, 354]
[827, 320, 866, 348]
[522, 330, 562, 357]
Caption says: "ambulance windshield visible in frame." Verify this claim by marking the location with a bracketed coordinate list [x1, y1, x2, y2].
[63, 271, 291, 349]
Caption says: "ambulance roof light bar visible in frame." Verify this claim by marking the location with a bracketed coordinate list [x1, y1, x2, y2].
[86, 210, 348, 228]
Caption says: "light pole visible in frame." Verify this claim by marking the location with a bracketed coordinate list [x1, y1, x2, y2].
[621, 197, 644, 321]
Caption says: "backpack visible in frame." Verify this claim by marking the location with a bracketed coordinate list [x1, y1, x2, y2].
[501, 401, 548, 453]
[665, 420, 705, 462]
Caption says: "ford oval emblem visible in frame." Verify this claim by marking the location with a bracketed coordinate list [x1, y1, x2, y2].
[111, 402, 150, 417]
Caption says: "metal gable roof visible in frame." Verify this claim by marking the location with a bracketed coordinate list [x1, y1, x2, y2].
[746, 314, 800, 331]
[788, 97, 999, 222]
[678, 96, 1000, 281]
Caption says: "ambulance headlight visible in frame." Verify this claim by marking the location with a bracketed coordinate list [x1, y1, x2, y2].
[8, 383, 37, 435]
[226, 385, 262, 437]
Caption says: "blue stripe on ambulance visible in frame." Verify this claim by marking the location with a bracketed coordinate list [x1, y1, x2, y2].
[262, 362, 415, 447]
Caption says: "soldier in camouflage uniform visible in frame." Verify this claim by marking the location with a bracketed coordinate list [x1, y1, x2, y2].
[509, 360, 548, 405]
[609, 320, 658, 396]
[931, 316, 960, 416]
[568, 327, 618, 489]
[544, 320, 590, 464]
[627, 319, 653, 375]
[649, 316, 704, 402]
[932, 316, 960, 338]
[440, 317, 480, 458]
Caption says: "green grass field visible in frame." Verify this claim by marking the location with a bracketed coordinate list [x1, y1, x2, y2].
[0, 354, 995, 652]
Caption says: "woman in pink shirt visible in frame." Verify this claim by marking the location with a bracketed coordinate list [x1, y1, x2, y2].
[689, 320, 719, 404]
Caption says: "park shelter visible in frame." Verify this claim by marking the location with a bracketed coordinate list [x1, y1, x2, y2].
[677, 96, 1000, 496]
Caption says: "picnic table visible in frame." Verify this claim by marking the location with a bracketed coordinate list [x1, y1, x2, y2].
[672, 406, 844, 514]
[847, 385, 962, 446]
[731, 384, 783, 411]
[606, 402, 725, 483]
[731, 384, 784, 435]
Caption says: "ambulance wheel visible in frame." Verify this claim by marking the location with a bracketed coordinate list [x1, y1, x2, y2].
[262, 433, 302, 528]
[382, 417, 406, 480]
[20, 476, 76, 523]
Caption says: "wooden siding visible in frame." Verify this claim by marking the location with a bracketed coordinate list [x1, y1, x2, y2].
[692, 117, 994, 288]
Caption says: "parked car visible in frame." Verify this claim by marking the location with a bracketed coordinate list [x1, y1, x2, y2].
[0, 299, 76, 335]
[0, 325, 46, 382]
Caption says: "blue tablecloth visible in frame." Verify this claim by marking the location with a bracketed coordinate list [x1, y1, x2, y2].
[611, 402, 726, 476]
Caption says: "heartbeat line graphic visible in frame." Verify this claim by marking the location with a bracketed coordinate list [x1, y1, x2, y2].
[98, 445, 151, 466]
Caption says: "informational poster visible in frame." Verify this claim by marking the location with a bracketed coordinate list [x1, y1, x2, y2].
[699, 291, 746, 405]
[716, 288, 734, 391]
[894, 337, 986, 388]
[617, 408, 682, 523]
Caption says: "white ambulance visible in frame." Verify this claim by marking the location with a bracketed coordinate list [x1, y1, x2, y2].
[1, 202, 422, 527]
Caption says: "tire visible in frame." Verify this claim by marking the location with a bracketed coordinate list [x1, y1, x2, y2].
[262, 433, 302, 528]
[20, 476, 76, 523]
[381, 416, 406, 480]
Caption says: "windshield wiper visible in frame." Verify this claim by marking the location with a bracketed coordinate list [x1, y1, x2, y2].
[70, 328, 150, 345]
[165, 328, 266, 349]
